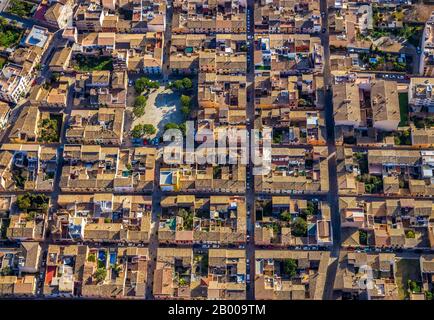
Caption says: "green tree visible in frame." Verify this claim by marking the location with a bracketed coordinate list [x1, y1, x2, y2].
[112, 263, 122, 277]
[134, 78, 146, 93]
[26, 211, 36, 221]
[134, 77, 159, 93]
[178, 123, 186, 136]
[131, 124, 144, 138]
[405, 230, 415, 239]
[39, 118, 59, 143]
[181, 78, 192, 89]
[172, 80, 184, 91]
[179, 208, 193, 230]
[133, 96, 147, 117]
[0, 266, 12, 276]
[283, 259, 297, 278]
[16, 194, 31, 211]
[291, 217, 307, 237]
[134, 95, 147, 108]
[365, 183, 375, 194]
[0, 218, 10, 239]
[179, 278, 188, 286]
[395, 130, 411, 146]
[302, 201, 316, 216]
[273, 132, 283, 144]
[51, 72, 60, 83]
[94, 268, 107, 283]
[8, 0, 33, 17]
[408, 280, 421, 293]
[180, 95, 191, 107]
[359, 230, 368, 245]
[180, 94, 191, 115]
[16, 193, 48, 211]
[181, 106, 190, 115]
[142, 124, 156, 136]
[280, 210, 291, 222]
[164, 122, 180, 130]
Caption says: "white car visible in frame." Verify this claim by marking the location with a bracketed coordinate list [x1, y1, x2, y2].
[246, 275, 250, 283]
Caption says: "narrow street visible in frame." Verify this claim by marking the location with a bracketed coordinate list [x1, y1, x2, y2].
[162, 2, 174, 81]
[319, 0, 341, 300]
[0, 18, 71, 295]
[33, 81, 75, 296]
[245, 0, 256, 300]
[144, 0, 173, 299]
[0, 0, 432, 305]
[145, 157, 162, 299]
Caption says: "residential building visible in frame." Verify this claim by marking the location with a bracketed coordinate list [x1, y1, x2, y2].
[255, 250, 330, 300]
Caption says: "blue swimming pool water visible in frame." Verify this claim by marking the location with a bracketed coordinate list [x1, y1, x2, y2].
[109, 252, 117, 265]
[98, 250, 106, 265]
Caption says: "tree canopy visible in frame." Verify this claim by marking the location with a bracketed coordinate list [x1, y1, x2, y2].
[16, 193, 49, 212]
[94, 268, 107, 283]
[133, 96, 147, 117]
[134, 77, 159, 93]
[280, 210, 291, 222]
[170, 77, 193, 91]
[142, 124, 156, 136]
[180, 94, 192, 116]
[131, 124, 156, 138]
[283, 259, 297, 278]
[291, 217, 307, 237]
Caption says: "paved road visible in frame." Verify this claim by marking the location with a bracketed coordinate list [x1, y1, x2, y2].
[161, 3, 174, 81]
[4, 0, 431, 302]
[32, 36, 76, 295]
[319, 0, 341, 300]
[145, 157, 162, 299]
[36, 28, 67, 85]
[143, 0, 174, 299]
[0, 0, 10, 13]
[35, 90, 74, 296]
[0, 10, 58, 32]
[245, 0, 255, 300]
[0, 12, 34, 29]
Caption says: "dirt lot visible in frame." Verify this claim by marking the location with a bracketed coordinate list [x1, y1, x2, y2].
[125, 85, 184, 139]
[405, 4, 434, 23]
[395, 258, 422, 299]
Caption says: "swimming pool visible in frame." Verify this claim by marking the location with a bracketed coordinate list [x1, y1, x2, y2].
[109, 252, 117, 266]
